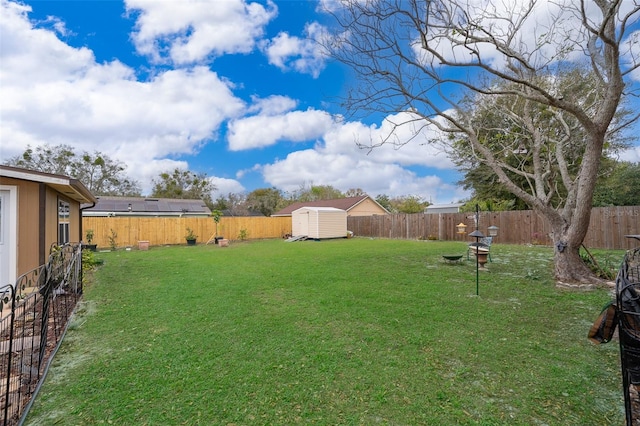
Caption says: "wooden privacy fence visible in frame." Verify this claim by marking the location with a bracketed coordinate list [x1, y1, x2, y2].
[347, 206, 640, 250]
[83, 206, 639, 250]
[82, 216, 292, 248]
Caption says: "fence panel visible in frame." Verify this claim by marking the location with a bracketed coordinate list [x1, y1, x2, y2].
[347, 206, 639, 250]
[82, 216, 292, 248]
[83, 207, 638, 250]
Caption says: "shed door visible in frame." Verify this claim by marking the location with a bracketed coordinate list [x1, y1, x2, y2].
[0, 187, 17, 287]
[294, 211, 309, 236]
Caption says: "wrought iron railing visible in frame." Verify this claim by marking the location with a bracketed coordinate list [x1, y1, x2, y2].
[0, 244, 83, 426]
[617, 237, 640, 426]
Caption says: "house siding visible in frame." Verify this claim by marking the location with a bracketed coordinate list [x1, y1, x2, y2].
[3, 177, 40, 276]
[316, 210, 347, 239]
[0, 176, 83, 277]
[348, 198, 387, 216]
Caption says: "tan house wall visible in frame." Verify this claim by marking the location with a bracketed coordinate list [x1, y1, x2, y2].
[347, 198, 387, 216]
[2, 177, 39, 276]
[43, 187, 82, 246]
[1, 176, 82, 277]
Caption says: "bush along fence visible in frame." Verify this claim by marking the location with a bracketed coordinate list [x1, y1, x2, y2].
[0, 244, 83, 426]
[82, 206, 639, 250]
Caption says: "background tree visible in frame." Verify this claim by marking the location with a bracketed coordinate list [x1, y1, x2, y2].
[151, 168, 216, 208]
[212, 192, 252, 216]
[293, 184, 345, 202]
[345, 188, 367, 197]
[4, 144, 141, 196]
[593, 161, 640, 207]
[246, 187, 286, 216]
[450, 71, 632, 211]
[375, 194, 393, 212]
[326, 0, 639, 283]
[460, 198, 516, 213]
[390, 195, 430, 213]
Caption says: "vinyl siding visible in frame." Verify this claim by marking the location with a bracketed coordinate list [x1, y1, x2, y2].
[292, 207, 347, 239]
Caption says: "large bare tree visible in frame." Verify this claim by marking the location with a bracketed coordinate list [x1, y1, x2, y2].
[326, 0, 639, 283]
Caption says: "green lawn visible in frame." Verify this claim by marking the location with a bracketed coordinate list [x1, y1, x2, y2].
[26, 239, 625, 425]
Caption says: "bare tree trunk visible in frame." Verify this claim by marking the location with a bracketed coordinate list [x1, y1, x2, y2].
[552, 231, 599, 284]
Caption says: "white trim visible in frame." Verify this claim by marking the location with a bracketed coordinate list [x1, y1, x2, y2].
[0, 185, 18, 286]
[0, 167, 70, 186]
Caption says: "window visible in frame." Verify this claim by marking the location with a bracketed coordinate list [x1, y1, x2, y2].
[58, 199, 70, 244]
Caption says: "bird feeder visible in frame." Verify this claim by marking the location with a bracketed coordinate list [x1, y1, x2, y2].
[456, 223, 467, 234]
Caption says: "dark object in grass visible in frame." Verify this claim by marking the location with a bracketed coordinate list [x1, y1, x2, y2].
[442, 255, 463, 264]
[616, 246, 640, 425]
[593, 244, 640, 425]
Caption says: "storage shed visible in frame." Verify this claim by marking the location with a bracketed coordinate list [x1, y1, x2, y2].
[292, 207, 348, 239]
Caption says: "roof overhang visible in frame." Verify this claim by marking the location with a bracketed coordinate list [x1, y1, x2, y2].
[292, 207, 346, 213]
[0, 165, 97, 204]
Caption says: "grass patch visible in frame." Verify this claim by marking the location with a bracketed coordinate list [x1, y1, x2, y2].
[26, 239, 625, 425]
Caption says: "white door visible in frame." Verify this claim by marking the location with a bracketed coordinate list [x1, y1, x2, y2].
[0, 187, 17, 287]
[292, 211, 309, 236]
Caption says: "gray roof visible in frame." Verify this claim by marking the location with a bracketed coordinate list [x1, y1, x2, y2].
[83, 196, 211, 216]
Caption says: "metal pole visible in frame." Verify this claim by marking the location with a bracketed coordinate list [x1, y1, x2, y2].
[476, 204, 479, 295]
[467, 204, 484, 296]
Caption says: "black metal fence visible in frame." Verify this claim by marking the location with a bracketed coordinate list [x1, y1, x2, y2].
[0, 244, 83, 426]
[617, 243, 640, 425]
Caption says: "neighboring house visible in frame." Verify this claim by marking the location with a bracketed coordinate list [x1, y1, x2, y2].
[272, 195, 389, 217]
[82, 196, 211, 217]
[425, 203, 465, 214]
[0, 165, 96, 286]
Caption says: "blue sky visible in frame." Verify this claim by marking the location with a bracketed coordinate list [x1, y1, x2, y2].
[1, 0, 638, 204]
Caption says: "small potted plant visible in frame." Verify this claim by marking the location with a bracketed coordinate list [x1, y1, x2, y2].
[84, 229, 97, 252]
[185, 227, 198, 245]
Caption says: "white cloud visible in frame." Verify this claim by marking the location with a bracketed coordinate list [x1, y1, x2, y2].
[227, 108, 334, 150]
[247, 95, 298, 115]
[126, 158, 190, 194]
[256, 111, 464, 202]
[620, 146, 640, 164]
[0, 1, 245, 192]
[0, 0, 469, 204]
[262, 22, 328, 77]
[322, 112, 454, 169]
[261, 148, 465, 203]
[623, 29, 640, 82]
[210, 176, 245, 198]
[126, 0, 278, 64]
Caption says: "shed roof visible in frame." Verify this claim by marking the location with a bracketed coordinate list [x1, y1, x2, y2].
[83, 195, 211, 216]
[0, 165, 96, 203]
[272, 195, 386, 216]
[292, 207, 346, 213]
[424, 203, 465, 213]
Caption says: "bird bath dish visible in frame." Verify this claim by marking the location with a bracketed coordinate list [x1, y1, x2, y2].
[442, 255, 463, 264]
